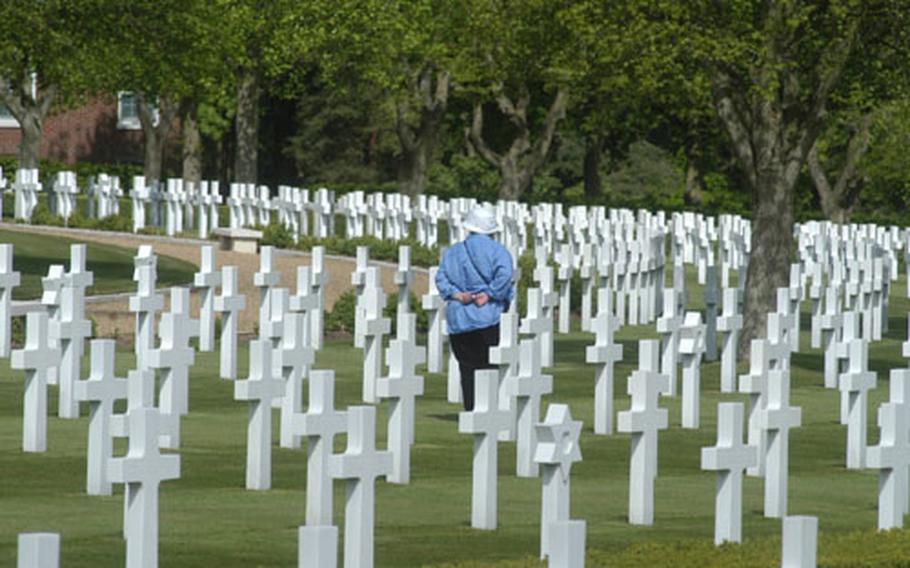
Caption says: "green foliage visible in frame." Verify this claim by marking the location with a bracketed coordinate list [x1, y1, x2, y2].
[260, 223, 295, 250]
[427, 154, 500, 203]
[384, 291, 429, 335]
[325, 289, 358, 334]
[296, 235, 439, 268]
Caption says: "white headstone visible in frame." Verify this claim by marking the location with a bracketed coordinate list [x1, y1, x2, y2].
[781, 516, 817, 568]
[278, 312, 315, 450]
[298, 525, 338, 568]
[108, 405, 180, 568]
[11, 311, 60, 452]
[586, 289, 622, 435]
[422, 266, 445, 373]
[290, 370, 347, 526]
[309, 246, 329, 350]
[193, 245, 221, 352]
[758, 370, 801, 518]
[0, 244, 21, 357]
[129, 246, 164, 370]
[329, 406, 393, 568]
[360, 267, 390, 404]
[679, 312, 707, 429]
[17, 533, 60, 568]
[839, 338, 876, 469]
[234, 339, 285, 490]
[510, 338, 554, 477]
[867, 401, 910, 530]
[148, 288, 196, 425]
[617, 339, 669, 525]
[214, 266, 246, 379]
[716, 288, 743, 393]
[656, 289, 683, 397]
[701, 402, 757, 544]
[534, 403, 583, 559]
[459, 369, 511, 529]
[74, 339, 128, 495]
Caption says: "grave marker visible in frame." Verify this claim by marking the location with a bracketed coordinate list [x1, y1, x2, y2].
[214, 266, 245, 379]
[534, 403, 582, 559]
[11, 312, 60, 452]
[758, 370, 802, 518]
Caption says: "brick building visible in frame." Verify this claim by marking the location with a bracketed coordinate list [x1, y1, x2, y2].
[0, 93, 148, 165]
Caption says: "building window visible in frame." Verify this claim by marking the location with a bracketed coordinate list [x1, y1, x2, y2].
[117, 91, 141, 130]
[0, 103, 17, 128]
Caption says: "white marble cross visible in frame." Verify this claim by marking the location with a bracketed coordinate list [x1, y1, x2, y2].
[882, 369, 910, 516]
[298, 526, 338, 568]
[617, 339, 669, 525]
[520, 288, 554, 367]
[254, 246, 281, 343]
[394, 245, 412, 337]
[532, 255, 558, 366]
[74, 339, 127, 495]
[11, 311, 60, 452]
[739, 339, 772, 477]
[278, 312, 315, 449]
[836, 311, 862, 424]
[716, 288, 743, 393]
[758, 370, 801, 518]
[808, 263, 824, 348]
[701, 402, 757, 544]
[0, 244, 21, 357]
[129, 246, 164, 370]
[377, 316, 426, 484]
[289, 370, 347, 527]
[329, 405, 393, 568]
[352, 246, 370, 349]
[787, 264, 803, 351]
[534, 403, 582, 559]
[17, 532, 60, 568]
[579, 243, 596, 332]
[193, 245, 221, 352]
[360, 267, 390, 404]
[108, 404, 180, 568]
[679, 311, 707, 429]
[781, 516, 818, 568]
[818, 286, 843, 389]
[657, 288, 684, 397]
[556, 243, 573, 334]
[214, 266, 246, 379]
[234, 339, 285, 490]
[53, 245, 94, 419]
[41, 263, 65, 386]
[309, 246, 329, 350]
[867, 401, 910, 530]
[422, 266, 446, 373]
[148, 288, 196, 426]
[509, 338, 554, 477]
[586, 288, 622, 435]
[491, 308, 521, 441]
[459, 369, 511, 530]
[839, 338, 876, 469]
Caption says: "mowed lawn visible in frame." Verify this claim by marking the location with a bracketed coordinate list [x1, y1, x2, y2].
[0, 228, 196, 300]
[0, 269, 906, 567]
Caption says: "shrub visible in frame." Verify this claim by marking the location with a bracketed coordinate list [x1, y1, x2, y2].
[261, 223, 295, 249]
[325, 289, 357, 334]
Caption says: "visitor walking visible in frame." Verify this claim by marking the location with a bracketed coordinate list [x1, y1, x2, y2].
[436, 205, 514, 411]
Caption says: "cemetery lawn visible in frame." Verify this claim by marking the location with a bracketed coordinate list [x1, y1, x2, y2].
[0, 268, 907, 567]
[0, 228, 197, 300]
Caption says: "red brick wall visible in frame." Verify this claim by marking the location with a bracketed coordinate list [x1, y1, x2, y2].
[0, 94, 180, 167]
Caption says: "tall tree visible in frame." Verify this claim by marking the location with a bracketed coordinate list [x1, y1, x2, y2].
[110, 0, 226, 184]
[455, 0, 574, 200]
[0, 1, 111, 168]
[674, 0, 909, 355]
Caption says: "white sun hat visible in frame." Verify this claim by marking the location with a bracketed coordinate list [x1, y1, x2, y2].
[462, 205, 500, 235]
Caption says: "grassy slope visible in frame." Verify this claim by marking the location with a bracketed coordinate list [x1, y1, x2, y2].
[0, 268, 905, 567]
[0, 228, 196, 299]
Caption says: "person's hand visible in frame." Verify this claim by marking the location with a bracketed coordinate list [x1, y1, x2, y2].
[473, 291, 490, 306]
[453, 291, 473, 304]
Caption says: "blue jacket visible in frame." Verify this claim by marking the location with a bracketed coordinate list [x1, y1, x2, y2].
[436, 234, 514, 335]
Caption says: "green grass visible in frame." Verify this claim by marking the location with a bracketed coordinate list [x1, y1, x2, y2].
[0, 269, 908, 567]
[0, 228, 197, 300]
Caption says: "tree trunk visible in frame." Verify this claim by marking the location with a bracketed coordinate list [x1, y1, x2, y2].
[18, 112, 42, 169]
[738, 171, 795, 358]
[468, 87, 569, 201]
[684, 142, 704, 206]
[138, 93, 179, 185]
[806, 111, 874, 225]
[396, 67, 448, 197]
[182, 102, 203, 185]
[583, 135, 604, 200]
[0, 76, 55, 170]
[234, 68, 260, 184]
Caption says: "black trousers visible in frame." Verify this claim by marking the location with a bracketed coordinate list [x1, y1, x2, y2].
[449, 324, 500, 411]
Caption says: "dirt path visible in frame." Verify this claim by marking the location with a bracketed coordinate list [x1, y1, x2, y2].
[0, 223, 429, 336]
